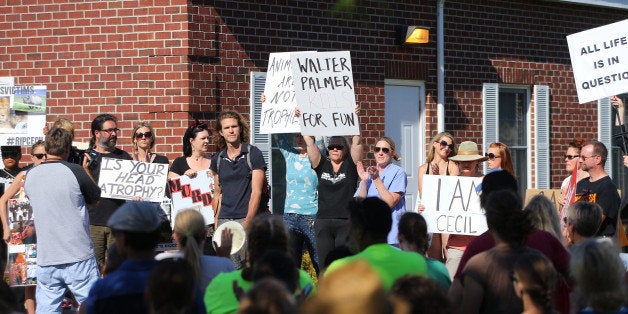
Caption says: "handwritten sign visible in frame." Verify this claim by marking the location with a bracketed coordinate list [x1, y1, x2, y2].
[169, 171, 215, 226]
[0, 85, 46, 147]
[567, 19, 628, 103]
[98, 158, 168, 202]
[418, 175, 486, 236]
[261, 52, 314, 134]
[291, 51, 359, 136]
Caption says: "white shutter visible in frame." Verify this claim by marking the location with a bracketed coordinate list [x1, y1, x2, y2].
[483, 83, 499, 173]
[598, 97, 613, 177]
[249, 72, 272, 211]
[534, 85, 550, 188]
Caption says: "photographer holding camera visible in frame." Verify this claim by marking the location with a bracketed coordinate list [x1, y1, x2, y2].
[83, 114, 132, 272]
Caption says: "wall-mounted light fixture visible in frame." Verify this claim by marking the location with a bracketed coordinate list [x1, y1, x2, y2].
[403, 26, 430, 45]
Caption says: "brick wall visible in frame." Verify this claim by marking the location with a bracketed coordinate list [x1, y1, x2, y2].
[0, 0, 625, 187]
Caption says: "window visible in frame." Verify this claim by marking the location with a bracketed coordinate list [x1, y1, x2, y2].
[483, 84, 549, 196]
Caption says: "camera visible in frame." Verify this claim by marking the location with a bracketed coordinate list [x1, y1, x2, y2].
[67, 147, 99, 169]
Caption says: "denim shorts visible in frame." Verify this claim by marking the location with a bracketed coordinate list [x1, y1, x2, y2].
[36, 258, 100, 313]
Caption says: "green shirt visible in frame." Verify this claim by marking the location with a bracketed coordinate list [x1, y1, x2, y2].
[326, 243, 428, 290]
[204, 268, 314, 314]
[426, 258, 451, 290]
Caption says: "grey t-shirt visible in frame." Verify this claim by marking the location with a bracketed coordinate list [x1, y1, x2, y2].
[24, 161, 101, 266]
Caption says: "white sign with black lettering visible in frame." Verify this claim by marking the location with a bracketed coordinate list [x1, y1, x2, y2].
[260, 51, 314, 134]
[419, 175, 487, 236]
[291, 50, 359, 136]
[98, 157, 168, 202]
[567, 19, 628, 103]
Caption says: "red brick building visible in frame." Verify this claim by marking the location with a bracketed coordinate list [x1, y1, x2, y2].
[1, 0, 627, 202]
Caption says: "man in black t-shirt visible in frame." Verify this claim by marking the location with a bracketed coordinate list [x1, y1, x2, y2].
[575, 140, 620, 237]
[83, 114, 132, 270]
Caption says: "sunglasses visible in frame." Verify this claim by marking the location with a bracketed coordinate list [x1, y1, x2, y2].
[438, 140, 455, 150]
[135, 131, 152, 139]
[32, 153, 46, 159]
[374, 147, 390, 153]
[485, 153, 501, 160]
[564, 154, 579, 160]
[327, 144, 344, 151]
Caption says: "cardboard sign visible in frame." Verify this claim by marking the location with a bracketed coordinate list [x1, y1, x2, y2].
[260, 51, 313, 134]
[524, 189, 563, 213]
[168, 171, 215, 226]
[0, 85, 46, 147]
[291, 51, 359, 136]
[418, 175, 486, 236]
[98, 158, 168, 202]
[567, 19, 628, 103]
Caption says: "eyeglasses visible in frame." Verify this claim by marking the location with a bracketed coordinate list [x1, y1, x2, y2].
[327, 144, 344, 151]
[100, 128, 119, 134]
[374, 147, 390, 153]
[438, 140, 455, 150]
[135, 131, 152, 139]
[580, 155, 598, 160]
[564, 154, 579, 160]
[32, 153, 46, 159]
[485, 153, 501, 160]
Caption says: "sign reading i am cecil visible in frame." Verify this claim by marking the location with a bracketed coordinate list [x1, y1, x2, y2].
[418, 175, 487, 236]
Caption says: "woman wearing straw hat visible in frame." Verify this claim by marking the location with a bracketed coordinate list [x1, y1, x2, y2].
[442, 141, 486, 278]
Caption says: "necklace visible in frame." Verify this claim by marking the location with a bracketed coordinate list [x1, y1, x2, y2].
[0, 168, 15, 179]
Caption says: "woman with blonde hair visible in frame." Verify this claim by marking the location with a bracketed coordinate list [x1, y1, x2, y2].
[355, 137, 407, 245]
[486, 142, 514, 176]
[524, 195, 563, 243]
[155, 209, 234, 289]
[131, 121, 169, 164]
[418, 132, 458, 194]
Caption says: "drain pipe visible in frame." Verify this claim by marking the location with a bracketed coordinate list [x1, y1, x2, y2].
[437, 0, 445, 132]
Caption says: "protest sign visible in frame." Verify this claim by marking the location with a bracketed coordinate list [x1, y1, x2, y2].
[261, 51, 314, 134]
[169, 171, 215, 226]
[524, 189, 563, 214]
[0, 85, 46, 146]
[98, 158, 168, 202]
[5, 197, 37, 286]
[567, 19, 628, 103]
[418, 175, 486, 236]
[291, 51, 359, 136]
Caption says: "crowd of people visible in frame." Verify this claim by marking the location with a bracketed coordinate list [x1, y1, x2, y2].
[0, 102, 626, 314]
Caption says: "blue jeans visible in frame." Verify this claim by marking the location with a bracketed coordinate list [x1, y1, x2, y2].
[36, 258, 100, 313]
[283, 213, 319, 274]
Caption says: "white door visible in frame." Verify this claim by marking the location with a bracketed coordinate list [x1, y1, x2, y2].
[385, 80, 425, 211]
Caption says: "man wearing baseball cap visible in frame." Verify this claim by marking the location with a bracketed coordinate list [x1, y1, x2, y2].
[84, 201, 162, 313]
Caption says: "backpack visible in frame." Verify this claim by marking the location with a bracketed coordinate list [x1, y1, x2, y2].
[216, 143, 271, 214]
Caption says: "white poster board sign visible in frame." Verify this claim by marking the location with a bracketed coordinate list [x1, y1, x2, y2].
[260, 51, 313, 134]
[98, 158, 168, 202]
[168, 171, 215, 226]
[0, 85, 46, 146]
[418, 175, 486, 236]
[567, 19, 628, 103]
[291, 51, 359, 136]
